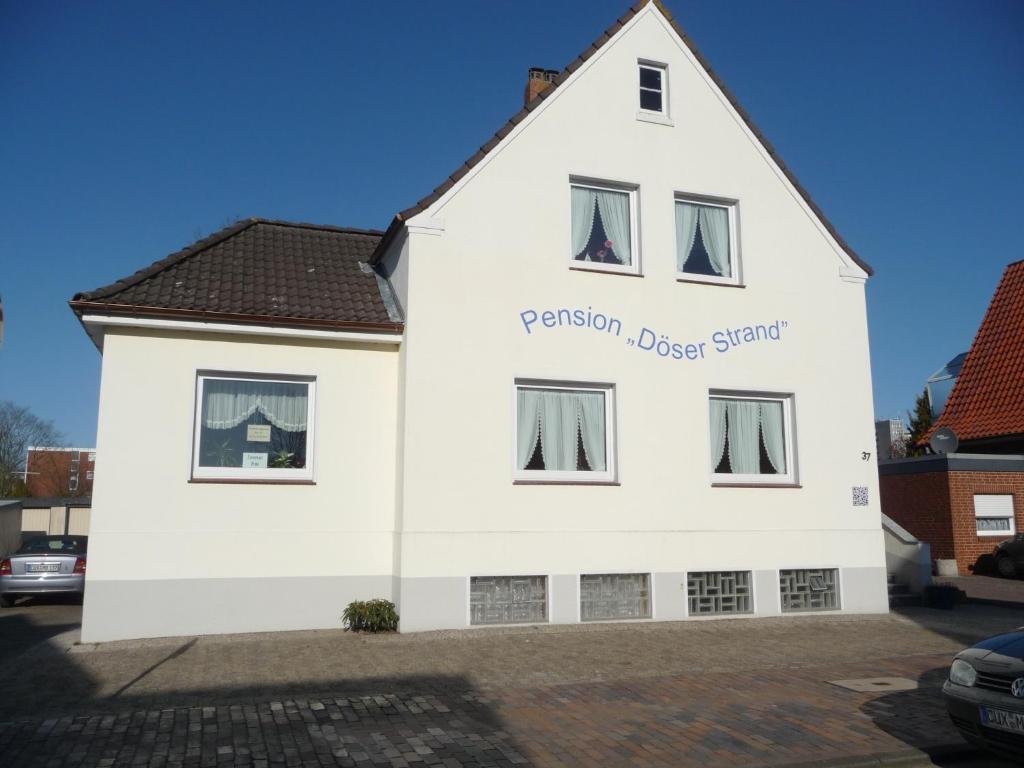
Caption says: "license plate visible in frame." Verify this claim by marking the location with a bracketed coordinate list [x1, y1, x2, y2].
[980, 705, 1024, 735]
[26, 563, 60, 573]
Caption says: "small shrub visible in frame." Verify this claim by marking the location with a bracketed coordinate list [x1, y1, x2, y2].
[342, 599, 399, 633]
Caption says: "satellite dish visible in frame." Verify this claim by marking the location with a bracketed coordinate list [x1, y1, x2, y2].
[930, 427, 959, 455]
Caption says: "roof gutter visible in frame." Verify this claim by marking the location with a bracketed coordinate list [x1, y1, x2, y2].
[73, 305, 403, 351]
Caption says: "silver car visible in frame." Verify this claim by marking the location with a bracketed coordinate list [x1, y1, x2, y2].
[0, 535, 88, 606]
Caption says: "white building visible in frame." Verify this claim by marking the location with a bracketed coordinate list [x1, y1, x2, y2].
[71, 0, 887, 642]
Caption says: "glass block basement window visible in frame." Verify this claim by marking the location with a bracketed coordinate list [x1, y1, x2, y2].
[580, 573, 651, 621]
[688, 571, 753, 615]
[779, 569, 839, 612]
[469, 576, 547, 625]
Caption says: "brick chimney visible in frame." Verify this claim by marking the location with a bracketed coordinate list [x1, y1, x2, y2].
[524, 68, 559, 105]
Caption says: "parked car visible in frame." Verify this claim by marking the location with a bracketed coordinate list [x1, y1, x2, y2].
[943, 628, 1024, 759]
[0, 535, 88, 607]
[994, 534, 1024, 579]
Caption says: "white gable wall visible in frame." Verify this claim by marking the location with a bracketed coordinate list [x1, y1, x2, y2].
[393, 6, 885, 628]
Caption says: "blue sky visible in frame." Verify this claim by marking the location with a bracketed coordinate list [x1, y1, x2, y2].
[1, 0, 1021, 446]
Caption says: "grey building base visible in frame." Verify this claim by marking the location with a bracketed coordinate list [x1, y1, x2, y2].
[81, 575, 394, 643]
[83, 567, 890, 642]
[395, 566, 889, 633]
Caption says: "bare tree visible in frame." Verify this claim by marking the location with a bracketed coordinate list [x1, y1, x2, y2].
[0, 401, 64, 497]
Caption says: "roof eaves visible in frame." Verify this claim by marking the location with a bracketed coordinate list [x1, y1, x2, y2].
[369, 0, 873, 276]
[68, 301, 405, 335]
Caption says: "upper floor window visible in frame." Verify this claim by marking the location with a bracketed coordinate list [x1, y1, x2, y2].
[192, 373, 315, 482]
[515, 380, 616, 483]
[570, 181, 639, 275]
[676, 197, 739, 285]
[638, 63, 666, 114]
[710, 393, 795, 485]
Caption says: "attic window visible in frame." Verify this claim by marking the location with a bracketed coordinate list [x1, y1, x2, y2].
[637, 62, 670, 125]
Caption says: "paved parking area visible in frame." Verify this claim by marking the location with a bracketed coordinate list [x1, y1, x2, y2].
[938, 574, 1024, 606]
[0, 603, 1019, 766]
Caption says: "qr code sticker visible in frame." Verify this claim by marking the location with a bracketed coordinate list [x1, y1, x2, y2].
[852, 486, 869, 506]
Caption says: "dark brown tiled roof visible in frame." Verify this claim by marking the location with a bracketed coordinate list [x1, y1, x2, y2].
[371, 0, 873, 277]
[71, 218, 403, 332]
[923, 260, 1024, 445]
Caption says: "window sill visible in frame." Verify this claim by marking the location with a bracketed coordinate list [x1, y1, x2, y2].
[189, 478, 316, 486]
[711, 482, 801, 489]
[569, 264, 643, 278]
[636, 111, 674, 127]
[514, 479, 621, 487]
[677, 276, 744, 288]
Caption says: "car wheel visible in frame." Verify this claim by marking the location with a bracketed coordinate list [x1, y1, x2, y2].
[0, 595, 15, 608]
[996, 555, 1017, 579]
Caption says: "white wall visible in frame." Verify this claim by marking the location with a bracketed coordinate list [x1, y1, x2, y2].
[82, 327, 400, 640]
[391, 5, 885, 625]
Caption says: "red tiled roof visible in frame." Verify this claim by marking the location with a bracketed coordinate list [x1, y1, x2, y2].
[925, 260, 1024, 444]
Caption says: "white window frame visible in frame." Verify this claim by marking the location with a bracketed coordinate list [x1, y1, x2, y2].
[675, 194, 741, 286]
[637, 61, 671, 125]
[568, 178, 641, 277]
[974, 494, 1016, 537]
[86, 470, 94, 480]
[709, 391, 796, 486]
[191, 372, 317, 482]
[513, 379, 617, 484]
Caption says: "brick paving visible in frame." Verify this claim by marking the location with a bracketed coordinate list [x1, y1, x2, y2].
[1, 604, 1021, 766]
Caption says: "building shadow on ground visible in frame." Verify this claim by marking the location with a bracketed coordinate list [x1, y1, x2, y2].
[0, 610, 529, 767]
[860, 665, 1016, 767]
[0, 663, 528, 767]
[0, 598, 81, 664]
[892, 603, 1024, 648]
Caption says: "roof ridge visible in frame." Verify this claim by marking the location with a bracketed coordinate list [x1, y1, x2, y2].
[370, 0, 872, 277]
[253, 218, 385, 237]
[72, 218, 384, 302]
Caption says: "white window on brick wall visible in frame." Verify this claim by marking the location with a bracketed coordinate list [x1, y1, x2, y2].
[974, 494, 1016, 536]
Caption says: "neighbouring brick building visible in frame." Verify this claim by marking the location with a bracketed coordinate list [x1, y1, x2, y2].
[880, 260, 1024, 575]
[25, 447, 96, 498]
[880, 455, 1024, 575]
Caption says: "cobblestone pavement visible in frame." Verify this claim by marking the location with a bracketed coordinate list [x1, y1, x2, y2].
[1, 605, 1021, 766]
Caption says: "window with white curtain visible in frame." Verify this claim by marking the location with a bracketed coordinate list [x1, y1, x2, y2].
[974, 495, 1016, 537]
[570, 181, 639, 275]
[676, 197, 739, 285]
[709, 393, 795, 484]
[192, 373, 315, 481]
[514, 381, 615, 483]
